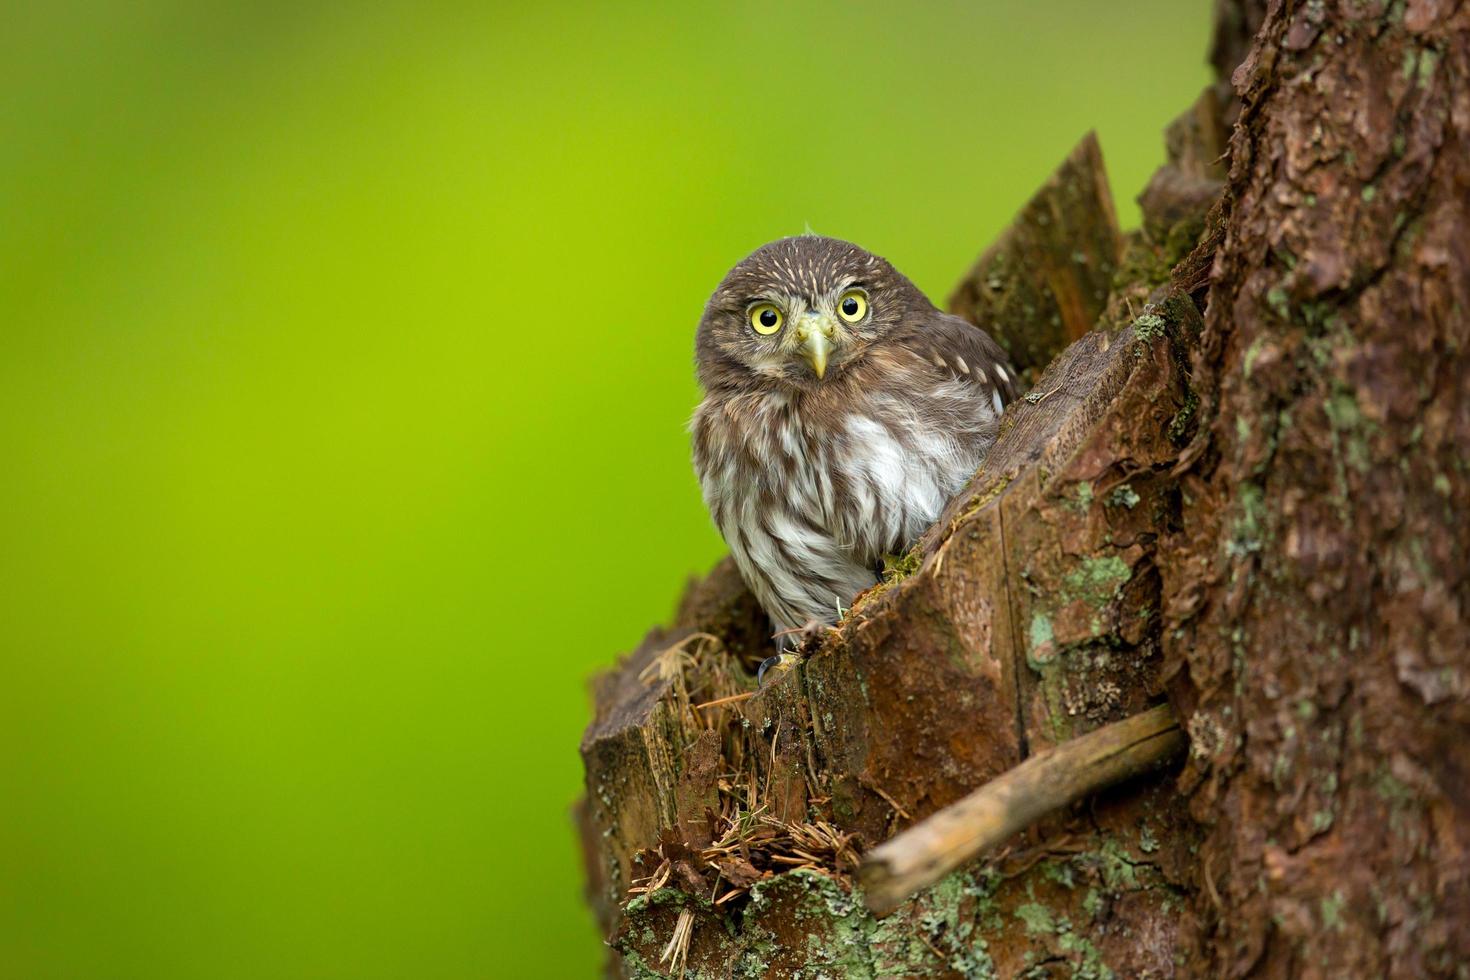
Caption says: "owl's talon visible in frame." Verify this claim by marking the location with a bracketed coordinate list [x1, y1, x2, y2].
[757, 653, 800, 687]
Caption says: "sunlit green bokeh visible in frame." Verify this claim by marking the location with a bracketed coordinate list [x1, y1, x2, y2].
[1, 2, 1208, 976]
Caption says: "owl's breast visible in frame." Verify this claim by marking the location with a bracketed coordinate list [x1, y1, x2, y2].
[692, 392, 834, 538]
[693, 379, 995, 565]
[821, 388, 988, 562]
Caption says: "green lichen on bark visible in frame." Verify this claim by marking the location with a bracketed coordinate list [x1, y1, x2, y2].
[616, 869, 1004, 979]
[613, 842, 1193, 980]
[1062, 557, 1132, 608]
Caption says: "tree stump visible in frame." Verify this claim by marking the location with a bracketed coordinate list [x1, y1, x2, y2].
[579, 129, 1224, 975]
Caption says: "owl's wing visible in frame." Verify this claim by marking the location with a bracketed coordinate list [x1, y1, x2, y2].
[896, 311, 1021, 412]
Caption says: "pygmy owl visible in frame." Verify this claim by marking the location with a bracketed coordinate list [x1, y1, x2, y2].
[691, 236, 1018, 647]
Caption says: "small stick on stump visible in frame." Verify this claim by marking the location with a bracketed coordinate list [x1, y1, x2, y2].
[859, 703, 1185, 916]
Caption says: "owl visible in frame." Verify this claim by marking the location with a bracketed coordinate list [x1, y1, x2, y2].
[690, 235, 1018, 649]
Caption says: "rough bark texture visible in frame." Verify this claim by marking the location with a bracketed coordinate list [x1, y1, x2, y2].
[1161, 1, 1470, 975]
[578, 2, 1470, 976]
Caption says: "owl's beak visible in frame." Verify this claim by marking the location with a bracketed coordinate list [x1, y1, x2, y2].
[795, 319, 834, 379]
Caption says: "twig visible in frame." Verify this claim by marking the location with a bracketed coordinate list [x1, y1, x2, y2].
[762, 721, 780, 809]
[1023, 384, 1064, 405]
[659, 908, 695, 978]
[919, 931, 948, 963]
[859, 702, 1185, 916]
[691, 691, 755, 711]
[867, 781, 913, 822]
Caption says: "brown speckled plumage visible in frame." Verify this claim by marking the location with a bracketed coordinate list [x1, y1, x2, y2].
[691, 236, 1018, 644]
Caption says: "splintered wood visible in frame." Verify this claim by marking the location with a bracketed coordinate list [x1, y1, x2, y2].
[947, 132, 1122, 378]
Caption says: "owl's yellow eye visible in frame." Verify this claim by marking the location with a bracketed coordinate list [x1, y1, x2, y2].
[838, 290, 868, 322]
[750, 304, 783, 335]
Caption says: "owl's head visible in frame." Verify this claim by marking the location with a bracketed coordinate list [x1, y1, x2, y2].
[695, 235, 931, 392]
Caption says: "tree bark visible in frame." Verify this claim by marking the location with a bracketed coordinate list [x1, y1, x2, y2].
[1161, 1, 1470, 975]
[578, 2, 1470, 976]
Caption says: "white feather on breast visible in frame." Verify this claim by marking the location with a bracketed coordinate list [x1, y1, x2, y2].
[692, 382, 999, 632]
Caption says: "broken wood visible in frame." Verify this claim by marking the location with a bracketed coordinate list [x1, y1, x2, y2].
[860, 702, 1186, 916]
[947, 132, 1122, 379]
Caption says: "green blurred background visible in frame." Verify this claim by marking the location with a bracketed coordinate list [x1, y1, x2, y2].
[1, 2, 1208, 976]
